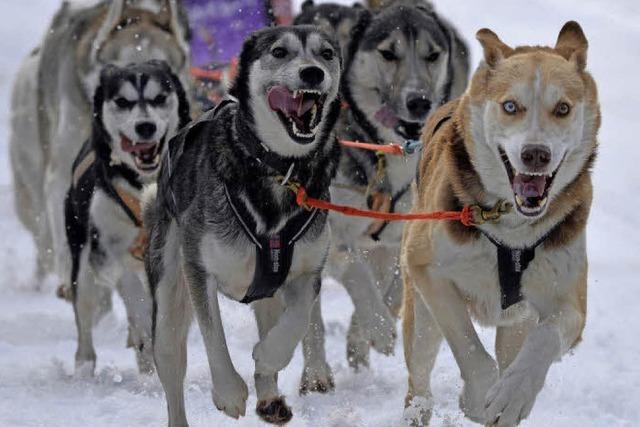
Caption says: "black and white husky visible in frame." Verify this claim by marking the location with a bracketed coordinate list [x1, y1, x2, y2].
[144, 26, 341, 425]
[65, 60, 189, 376]
[301, 0, 470, 389]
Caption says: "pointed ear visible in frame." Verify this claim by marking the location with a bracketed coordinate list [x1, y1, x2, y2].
[91, 0, 126, 64]
[555, 21, 588, 71]
[476, 28, 513, 68]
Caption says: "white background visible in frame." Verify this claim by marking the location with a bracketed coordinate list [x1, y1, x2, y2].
[0, 1, 638, 426]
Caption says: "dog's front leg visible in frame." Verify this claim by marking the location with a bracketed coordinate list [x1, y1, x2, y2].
[183, 261, 248, 420]
[252, 273, 319, 424]
[72, 247, 99, 377]
[484, 295, 585, 427]
[407, 263, 498, 423]
[300, 295, 334, 394]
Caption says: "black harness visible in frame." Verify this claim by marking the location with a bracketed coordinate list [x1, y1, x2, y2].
[223, 184, 319, 303]
[481, 231, 550, 310]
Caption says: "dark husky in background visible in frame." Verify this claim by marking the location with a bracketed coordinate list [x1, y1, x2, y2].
[10, 0, 190, 289]
[144, 26, 342, 425]
[65, 60, 189, 376]
[300, 0, 470, 393]
[294, 0, 362, 59]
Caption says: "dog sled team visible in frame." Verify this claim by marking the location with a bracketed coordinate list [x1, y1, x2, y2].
[10, 0, 600, 425]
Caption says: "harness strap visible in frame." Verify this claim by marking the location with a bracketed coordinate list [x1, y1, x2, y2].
[481, 230, 551, 310]
[223, 183, 319, 303]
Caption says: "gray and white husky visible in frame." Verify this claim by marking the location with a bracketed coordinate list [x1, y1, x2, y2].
[144, 26, 342, 425]
[10, 0, 190, 287]
[65, 60, 189, 376]
[301, 0, 470, 391]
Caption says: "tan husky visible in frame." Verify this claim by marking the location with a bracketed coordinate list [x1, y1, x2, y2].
[401, 22, 599, 426]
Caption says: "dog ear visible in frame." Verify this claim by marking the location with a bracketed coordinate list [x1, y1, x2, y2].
[301, 0, 315, 11]
[555, 21, 588, 71]
[476, 28, 513, 68]
[228, 32, 259, 101]
[91, 0, 126, 64]
[167, 66, 192, 128]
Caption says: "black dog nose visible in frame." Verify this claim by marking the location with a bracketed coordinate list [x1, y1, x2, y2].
[299, 66, 325, 86]
[406, 93, 431, 118]
[135, 122, 157, 139]
[521, 144, 551, 169]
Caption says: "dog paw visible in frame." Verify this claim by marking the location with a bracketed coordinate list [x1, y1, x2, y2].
[403, 396, 433, 427]
[484, 364, 545, 427]
[256, 396, 293, 425]
[212, 372, 248, 419]
[299, 362, 335, 395]
[364, 311, 397, 356]
[346, 335, 370, 371]
[459, 360, 498, 423]
[74, 359, 96, 378]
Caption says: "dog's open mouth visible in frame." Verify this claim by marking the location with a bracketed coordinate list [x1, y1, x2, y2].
[121, 134, 164, 171]
[267, 86, 326, 143]
[500, 148, 561, 217]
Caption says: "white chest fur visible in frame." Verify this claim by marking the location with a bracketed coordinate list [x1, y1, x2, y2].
[198, 226, 330, 301]
[430, 227, 586, 326]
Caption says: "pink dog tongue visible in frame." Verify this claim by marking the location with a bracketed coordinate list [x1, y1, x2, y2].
[267, 86, 314, 117]
[513, 174, 547, 198]
[374, 105, 399, 129]
[121, 135, 156, 153]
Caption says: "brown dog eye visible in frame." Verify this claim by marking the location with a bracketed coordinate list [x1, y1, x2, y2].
[271, 47, 287, 59]
[502, 100, 518, 115]
[425, 52, 440, 62]
[379, 49, 398, 62]
[321, 49, 334, 61]
[554, 102, 571, 117]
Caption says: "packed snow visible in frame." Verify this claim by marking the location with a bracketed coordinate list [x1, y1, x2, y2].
[0, 1, 639, 426]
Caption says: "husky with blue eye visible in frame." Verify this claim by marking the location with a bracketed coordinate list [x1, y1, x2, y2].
[65, 60, 190, 376]
[144, 26, 342, 425]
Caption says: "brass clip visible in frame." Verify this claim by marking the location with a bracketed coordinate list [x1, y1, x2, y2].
[469, 200, 512, 225]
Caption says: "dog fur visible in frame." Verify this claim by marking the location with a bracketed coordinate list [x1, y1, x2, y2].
[65, 60, 189, 377]
[143, 26, 342, 425]
[401, 22, 599, 426]
[10, 0, 190, 286]
[301, 0, 470, 390]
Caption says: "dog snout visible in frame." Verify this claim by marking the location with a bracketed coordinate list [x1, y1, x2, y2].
[521, 144, 551, 169]
[135, 121, 157, 140]
[299, 66, 325, 86]
[406, 93, 431, 119]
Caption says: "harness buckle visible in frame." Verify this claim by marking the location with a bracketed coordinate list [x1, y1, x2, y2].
[469, 200, 512, 225]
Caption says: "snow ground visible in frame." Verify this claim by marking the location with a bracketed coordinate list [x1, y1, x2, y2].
[1, 1, 639, 426]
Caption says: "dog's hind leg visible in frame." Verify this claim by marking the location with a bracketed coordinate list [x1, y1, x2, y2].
[117, 271, 154, 375]
[72, 248, 99, 377]
[341, 257, 397, 361]
[183, 261, 248, 420]
[402, 277, 442, 426]
[252, 273, 320, 424]
[153, 262, 192, 427]
[300, 295, 335, 394]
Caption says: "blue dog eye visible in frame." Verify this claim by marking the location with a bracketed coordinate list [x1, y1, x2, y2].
[502, 101, 518, 115]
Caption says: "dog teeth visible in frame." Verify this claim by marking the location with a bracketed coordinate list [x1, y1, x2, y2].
[290, 119, 315, 138]
[537, 196, 547, 207]
[515, 195, 524, 206]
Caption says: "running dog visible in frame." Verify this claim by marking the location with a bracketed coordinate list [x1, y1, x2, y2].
[144, 26, 341, 425]
[10, 0, 190, 287]
[65, 60, 190, 376]
[401, 22, 599, 426]
[301, 0, 469, 392]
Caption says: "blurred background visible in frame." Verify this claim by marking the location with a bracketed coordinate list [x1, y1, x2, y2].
[0, 1, 638, 426]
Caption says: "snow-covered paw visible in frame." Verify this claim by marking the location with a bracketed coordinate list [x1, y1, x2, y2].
[459, 360, 498, 423]
[362, 310, 397, 356]
[212, 371, 248, 419]
[484, 364, 545, 426]
[346, 329, 370, 370]
[74, 359, 96, 378]
[403, 396, 433, 427]
[299, 362, 335, 394]
[256, 396, 293, 425]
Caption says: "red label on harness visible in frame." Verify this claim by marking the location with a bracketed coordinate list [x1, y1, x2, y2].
[270, 236, 282, 272]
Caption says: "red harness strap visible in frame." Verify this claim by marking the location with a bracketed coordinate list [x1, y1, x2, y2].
[338, 139, 405, 155]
